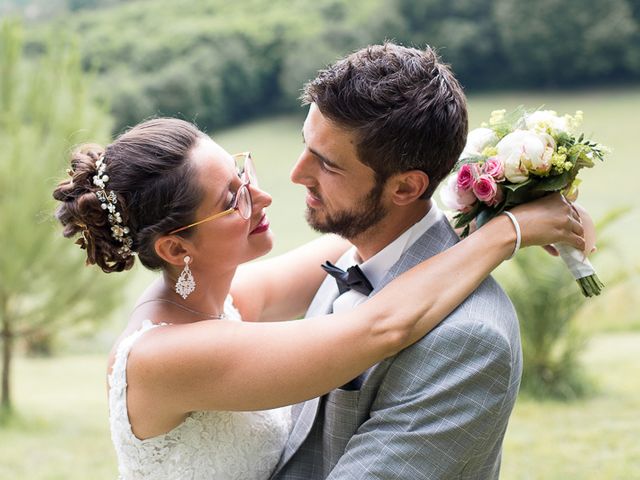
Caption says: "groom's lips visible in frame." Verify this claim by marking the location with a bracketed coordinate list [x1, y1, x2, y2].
[306, 190, 323, 208]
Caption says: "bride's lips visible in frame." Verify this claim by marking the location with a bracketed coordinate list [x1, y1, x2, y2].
[249, 214, 270, 235]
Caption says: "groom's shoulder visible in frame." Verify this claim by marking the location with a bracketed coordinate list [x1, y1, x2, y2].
[403, 275, 518, 363]
[385, 217, 519, 358]
[374, 276, 520, 401]
[415, 217, 517, 328]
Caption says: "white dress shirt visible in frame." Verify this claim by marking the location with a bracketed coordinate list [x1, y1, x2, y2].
[331, 204, 443, 314]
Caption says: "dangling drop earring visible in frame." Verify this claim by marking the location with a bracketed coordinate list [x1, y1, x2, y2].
[175, 255, 196, 299]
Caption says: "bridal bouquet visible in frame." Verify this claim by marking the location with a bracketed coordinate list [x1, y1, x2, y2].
[440, 108, 607, 297]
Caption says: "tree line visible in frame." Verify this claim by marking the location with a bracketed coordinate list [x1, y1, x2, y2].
[15, 0, 640, 134]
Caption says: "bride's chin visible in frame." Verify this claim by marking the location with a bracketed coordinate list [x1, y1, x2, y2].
[245, 237, 274, 263]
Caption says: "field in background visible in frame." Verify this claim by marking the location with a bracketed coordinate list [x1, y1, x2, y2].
[2, 87, 638, 478]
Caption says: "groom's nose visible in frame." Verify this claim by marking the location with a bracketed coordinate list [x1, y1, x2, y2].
[290, 150, 316, 187]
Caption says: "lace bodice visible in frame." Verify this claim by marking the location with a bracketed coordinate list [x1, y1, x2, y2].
[108, 298, 292, 480]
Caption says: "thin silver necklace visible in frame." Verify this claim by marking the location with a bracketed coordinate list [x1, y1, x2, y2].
[135, 298, 227, 320]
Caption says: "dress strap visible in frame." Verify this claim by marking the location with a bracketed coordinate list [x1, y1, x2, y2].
[108, 320, 165, 441]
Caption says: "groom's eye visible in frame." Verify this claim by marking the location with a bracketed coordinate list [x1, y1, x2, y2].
[318, 159, 339, 174]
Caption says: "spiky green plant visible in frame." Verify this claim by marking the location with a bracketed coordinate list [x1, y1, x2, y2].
[501, 207, 631, 399]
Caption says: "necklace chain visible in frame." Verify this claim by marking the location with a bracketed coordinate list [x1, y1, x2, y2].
[134, 298, 227, 320]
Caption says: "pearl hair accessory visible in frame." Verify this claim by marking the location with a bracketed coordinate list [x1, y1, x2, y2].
[93, 154, 134, 258]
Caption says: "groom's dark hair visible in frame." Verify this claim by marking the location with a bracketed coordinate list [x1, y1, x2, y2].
[302, 42, 467, 198]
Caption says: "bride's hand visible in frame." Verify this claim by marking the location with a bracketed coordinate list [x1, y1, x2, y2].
[509, 193, 587, 252]
[541, 202, 597, 256]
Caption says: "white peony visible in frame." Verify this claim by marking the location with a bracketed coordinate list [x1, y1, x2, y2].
[496, 129, 556, 182]
[525, 110, 569, 135]
[460, 127, 498, 159]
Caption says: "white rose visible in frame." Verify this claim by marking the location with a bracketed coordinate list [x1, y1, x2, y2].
[460, 127, 498, 159]
[525, 110, 569, 135]
[497, 129, 555, 182]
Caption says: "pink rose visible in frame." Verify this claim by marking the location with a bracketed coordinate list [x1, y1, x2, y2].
[472, 175, 498, 204]
[457, 163, 478, 191]
[440, 176, 477, 213]
[483, 157, 505, 181]
[487, 184, 504, 207]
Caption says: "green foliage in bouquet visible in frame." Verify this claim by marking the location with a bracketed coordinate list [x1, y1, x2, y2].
[452, 109, 607, 232]
[442, 108, 607, 296]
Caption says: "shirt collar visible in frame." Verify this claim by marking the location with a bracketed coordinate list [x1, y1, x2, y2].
[340, 203, 443, 289]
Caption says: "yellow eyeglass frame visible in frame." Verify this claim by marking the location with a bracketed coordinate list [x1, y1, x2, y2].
[168, 152, 255, 235]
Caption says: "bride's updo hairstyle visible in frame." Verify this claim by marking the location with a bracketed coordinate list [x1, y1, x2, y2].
[53, 118, 206, 273]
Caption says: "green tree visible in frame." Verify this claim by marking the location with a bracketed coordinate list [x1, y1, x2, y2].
[393, 0, 505, 88]
[0, 19, 122, 416]
[495, 0, 638, 85]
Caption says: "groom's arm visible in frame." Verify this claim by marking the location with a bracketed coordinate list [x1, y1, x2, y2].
[326, 318, 516, 480]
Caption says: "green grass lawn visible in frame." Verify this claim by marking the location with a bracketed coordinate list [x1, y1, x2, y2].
[1, 332, 638, 479]
[502, 333, 640, 479]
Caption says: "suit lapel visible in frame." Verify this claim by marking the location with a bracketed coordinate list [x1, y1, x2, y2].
[354, 218, 459, 387]
[372, 217, 459, 295]
[274, 217, 459, 476]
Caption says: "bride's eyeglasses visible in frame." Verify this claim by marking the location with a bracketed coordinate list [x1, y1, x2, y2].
[169, 152, 257, 235]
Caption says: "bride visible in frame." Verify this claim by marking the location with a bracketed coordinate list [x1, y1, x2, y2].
[53, 118, 585, 479]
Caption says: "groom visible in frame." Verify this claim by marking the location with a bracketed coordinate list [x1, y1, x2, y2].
[271, 43, 521, 479]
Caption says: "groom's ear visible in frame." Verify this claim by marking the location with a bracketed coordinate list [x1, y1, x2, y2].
[388, 170, 430, 206]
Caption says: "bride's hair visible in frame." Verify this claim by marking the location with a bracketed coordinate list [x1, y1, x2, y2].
[53, 118, 205, 273]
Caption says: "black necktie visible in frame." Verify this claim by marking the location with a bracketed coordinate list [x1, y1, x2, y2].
[321, 261, 374, 296]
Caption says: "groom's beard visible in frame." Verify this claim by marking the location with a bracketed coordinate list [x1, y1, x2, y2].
[305, 181, 387, 239]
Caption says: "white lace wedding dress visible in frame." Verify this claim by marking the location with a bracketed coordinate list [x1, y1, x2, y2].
[108, 299, 292, 479]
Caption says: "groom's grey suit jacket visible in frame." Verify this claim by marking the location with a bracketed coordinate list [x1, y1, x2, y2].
[271, 217, 522, 480]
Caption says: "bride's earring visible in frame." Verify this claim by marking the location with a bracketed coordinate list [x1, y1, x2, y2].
[175, 255, 196, 299]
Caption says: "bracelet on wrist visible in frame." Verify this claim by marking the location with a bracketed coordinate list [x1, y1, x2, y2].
[502, 211, 521, 260]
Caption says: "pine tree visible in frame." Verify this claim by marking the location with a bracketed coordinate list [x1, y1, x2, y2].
[0, 19, 122, 415]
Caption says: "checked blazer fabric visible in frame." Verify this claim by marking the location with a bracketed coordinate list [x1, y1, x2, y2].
[270, 216, 523, 480]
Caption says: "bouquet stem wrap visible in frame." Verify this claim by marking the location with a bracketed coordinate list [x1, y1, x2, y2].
[554, 243, 604, 297]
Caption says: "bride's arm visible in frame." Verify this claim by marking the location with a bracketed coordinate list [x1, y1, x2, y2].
[230, 234, 350, 321]
[129, 194, 583, 413]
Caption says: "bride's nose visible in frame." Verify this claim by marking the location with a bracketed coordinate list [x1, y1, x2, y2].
[250, 184, 272, 211]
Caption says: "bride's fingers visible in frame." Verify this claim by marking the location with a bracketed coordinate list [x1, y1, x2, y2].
[560, 194, 581, 222]
[572, 202, 597, 255]
[569, 232, 586, 251]
[569, 216, 584, 237]
[569, 202, 582, 224]
[542, 245, 560, 256]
